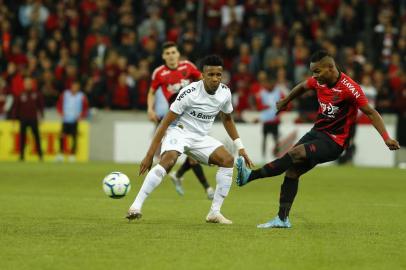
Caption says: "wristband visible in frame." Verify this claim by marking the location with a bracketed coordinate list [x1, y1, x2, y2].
[233, 138, 244, 150]
[381, 131, 390, 141]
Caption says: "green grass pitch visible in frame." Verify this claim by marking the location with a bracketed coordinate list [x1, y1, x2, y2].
[1, 162, 405, 270]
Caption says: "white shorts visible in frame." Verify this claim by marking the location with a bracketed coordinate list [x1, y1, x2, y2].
[161, 126, 223, 164]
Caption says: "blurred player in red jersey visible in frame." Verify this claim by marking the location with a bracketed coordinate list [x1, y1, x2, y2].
[146, 41, 214, 199]
[236, 50, 400, 229]
[13, 76, 44, 161]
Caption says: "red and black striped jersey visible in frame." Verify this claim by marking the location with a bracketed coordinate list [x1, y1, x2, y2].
[151, 60, 201, 102]
[306, 72, 368, 147]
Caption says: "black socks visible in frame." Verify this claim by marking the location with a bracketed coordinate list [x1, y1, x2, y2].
[176, 158, 192, 177]
[248, 153, 293, 182]
[176, 159, 210, 189]
[191, 163, 210, 189]
[277, 177, 299, 221]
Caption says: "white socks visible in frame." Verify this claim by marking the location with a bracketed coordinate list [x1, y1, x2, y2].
[130, 165, 233, 216]
[210, 167, 233, 214]
[130, 164, 167, 210]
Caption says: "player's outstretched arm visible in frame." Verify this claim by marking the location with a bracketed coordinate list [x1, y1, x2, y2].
[220, 112, 254, 168]
[359, 104, 400, 151]
[139, 111, 179, 175]
[147, 88, 159, 123]
[276, 81, 309, 113]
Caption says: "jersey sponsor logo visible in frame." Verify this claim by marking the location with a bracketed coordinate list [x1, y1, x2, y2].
[319, 101, 339, 118]
[341, 78, 360, 99]
[169, 79, 191, 94]
[161, 70, 171, 76]
[189, 110, 216, 120]
[176, 86, 196, 101]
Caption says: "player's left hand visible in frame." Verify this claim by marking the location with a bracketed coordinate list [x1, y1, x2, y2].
[385, 138, 400, 150]
[238, 149, 254, 168]
[139, 155, 153, 176]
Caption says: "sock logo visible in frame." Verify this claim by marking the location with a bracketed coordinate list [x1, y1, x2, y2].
[155, 170, 165, 177]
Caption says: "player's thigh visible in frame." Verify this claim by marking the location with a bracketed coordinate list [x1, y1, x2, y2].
[187, 135, 224, 165]
[294, 130, 318, 146]
[160, 127, 188, 157]
[303, 137, 343, 164]
[294, 130, 342, 164]
[159, 150, 181, 172]
[208, 145, 234, 168]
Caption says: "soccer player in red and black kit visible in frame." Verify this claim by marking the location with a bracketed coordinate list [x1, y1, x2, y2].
[147, 41, 214, 199]
[236, 50, 400, 228]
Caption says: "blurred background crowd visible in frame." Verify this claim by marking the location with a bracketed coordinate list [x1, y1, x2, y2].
[1, 0, 406, 122]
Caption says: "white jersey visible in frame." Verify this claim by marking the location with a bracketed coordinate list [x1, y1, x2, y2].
[170, 80, 233, 136]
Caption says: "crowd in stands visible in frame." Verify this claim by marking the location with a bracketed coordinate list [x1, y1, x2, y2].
[1, 0, 406, 122]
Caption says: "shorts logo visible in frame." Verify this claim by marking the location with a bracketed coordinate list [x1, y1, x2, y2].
[309, 144, 317, 152]
[169, 138, 177, 145]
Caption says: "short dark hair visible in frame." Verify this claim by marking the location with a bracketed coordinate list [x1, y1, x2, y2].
[72, 79, 81, 86]
[310, 50, 332, 63]
[200, 55, 223, 68]
[162, 41, 177, 51]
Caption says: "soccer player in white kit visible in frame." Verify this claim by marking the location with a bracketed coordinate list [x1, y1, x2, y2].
[127, 55, 253, 224]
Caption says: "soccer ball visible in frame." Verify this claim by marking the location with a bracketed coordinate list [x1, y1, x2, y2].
[102, 172, 131, 199]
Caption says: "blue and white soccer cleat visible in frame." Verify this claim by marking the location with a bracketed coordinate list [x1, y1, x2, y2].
[236, 156, 252, 186]
[169, 171, 185, 196]
[257, 216, 291, 229]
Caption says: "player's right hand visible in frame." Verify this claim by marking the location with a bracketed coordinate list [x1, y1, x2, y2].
[147, 110, 159, 123]
[385, 138, 400, 150]
[238, 149, 254, 168]
[139, 155, 153, 176]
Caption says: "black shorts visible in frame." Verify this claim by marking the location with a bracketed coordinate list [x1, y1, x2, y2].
[295, 129, 344, 168]
[62, 122, 78, 135]
[263, 123, 278, 137]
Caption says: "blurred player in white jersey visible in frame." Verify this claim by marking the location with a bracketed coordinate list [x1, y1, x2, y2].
[147, 41, 214, 199]
[127, 55, 253, 224]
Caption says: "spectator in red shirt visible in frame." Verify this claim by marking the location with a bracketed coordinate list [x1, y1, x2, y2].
[110, 73, 132, 110]
[13, 76, 44, 161]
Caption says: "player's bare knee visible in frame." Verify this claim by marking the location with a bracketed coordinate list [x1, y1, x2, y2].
[160, 151, 179, 172]
[288, 146, 306, 163]
[221, 154, 234, 168]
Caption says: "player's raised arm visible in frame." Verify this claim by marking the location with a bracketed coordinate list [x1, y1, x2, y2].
[147, 87, 159, 123]
[140, 111, 179, 175]
[276, 81, 309, 112]
[220, 112, 254, 168]
[359, 104, 400, 150]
